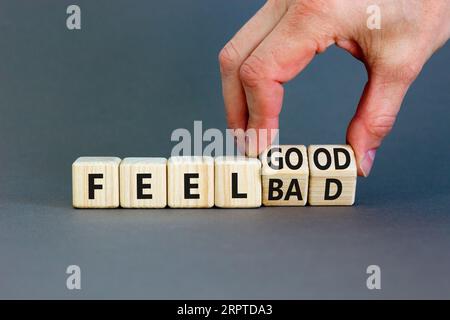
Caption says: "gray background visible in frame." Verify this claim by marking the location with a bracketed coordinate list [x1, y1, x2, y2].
[0, 0, 449, 299]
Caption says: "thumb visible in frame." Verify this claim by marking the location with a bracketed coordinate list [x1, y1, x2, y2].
[346, 65, 420, 177]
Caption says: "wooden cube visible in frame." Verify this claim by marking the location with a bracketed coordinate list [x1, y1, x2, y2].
[119, 158, 167, 208]
[215, 156, 262, 208]
[261, 145, 309, 206]
[167, 156, 214, 208]
[307, 145, 357, 205]
[72, 157, 121, 208]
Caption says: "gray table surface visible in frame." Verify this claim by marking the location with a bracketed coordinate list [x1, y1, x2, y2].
[0, 0, 449, 299]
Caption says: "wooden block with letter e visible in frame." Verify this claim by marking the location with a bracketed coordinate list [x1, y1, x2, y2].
[214, 156, 262, 208]
[72, 157, 121, 208]
[167, 156, 214, 208]
[261, 145, 309, 206]
[307, 145, 357, 205]
[120, 157, 167, 208]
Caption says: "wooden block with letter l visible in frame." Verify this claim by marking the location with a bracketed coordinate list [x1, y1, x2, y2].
[261, 145, 309, 206]
[119, 157, 167, 208]
[214, 156, 262, 208]
[72, 157, 121, 208]
[307, 145, 357, 206]
[167, 156, 214, 208]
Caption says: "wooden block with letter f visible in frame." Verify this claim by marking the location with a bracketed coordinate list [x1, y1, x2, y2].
[214, 156, 262, 208]
[167, 156, 214, 208]
[261, 145, 309, 206]
[72, 157, 121, 208]
[307, 145, 357, 205]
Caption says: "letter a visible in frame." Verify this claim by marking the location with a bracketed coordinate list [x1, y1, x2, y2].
[66, 5, 81, 30]
[66, 265, 81, 290]
[366, 265, 381, 290]
[366, 5, 381, 30]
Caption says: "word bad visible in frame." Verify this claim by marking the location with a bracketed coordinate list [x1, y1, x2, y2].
[72, 145, 357, 208]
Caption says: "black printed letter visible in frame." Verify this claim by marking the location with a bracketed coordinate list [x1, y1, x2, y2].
[313, 148, 332, 170]
[333, 148, 351, 170]
[232, 173, 247, 198]
[137, 173, 152, 199]
[268, 179, 283, 200]
[88, 174, 103, 199]
[324, 178, 342, 200]
[184, 173, 200, 199]
[285, 179, 302, 200]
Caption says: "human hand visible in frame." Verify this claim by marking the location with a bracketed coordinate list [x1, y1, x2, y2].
[219, 0, 450, 176]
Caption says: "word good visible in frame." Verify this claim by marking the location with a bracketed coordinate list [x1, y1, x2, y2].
[72, 145, 357, 208]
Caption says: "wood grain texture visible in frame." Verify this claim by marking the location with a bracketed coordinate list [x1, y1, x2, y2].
[261, 145, 309, 206]
[119, 157, 167, 208]
[307, 145, 357, 206]
[215, 156, 262, 208]
[167, 156, 214, 208]
[72, 157, 121, 208]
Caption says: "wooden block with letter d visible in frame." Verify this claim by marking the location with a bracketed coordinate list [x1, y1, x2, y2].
[167, 156, 214, 208]
[307, 145, 357, 205]
[119, 157, 167, 208]
[72, 157, 121, 208]
[214, 156, 262, 208]
[261, 145, 309, 206]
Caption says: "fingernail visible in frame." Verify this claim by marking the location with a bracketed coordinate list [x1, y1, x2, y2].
[360, 149, 377, 177]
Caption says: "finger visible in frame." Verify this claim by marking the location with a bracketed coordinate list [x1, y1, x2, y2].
[240, 7, 334, 156]
[219, 0, 288, 131]
[346, 67, 419, 177]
